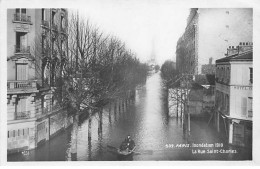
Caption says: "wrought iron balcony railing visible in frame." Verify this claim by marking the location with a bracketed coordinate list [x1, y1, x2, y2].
[14, 45, 30, 54]
[15, 111, 31, 120]
[14, 13, 31, 23]
[7, 80, 37, 90]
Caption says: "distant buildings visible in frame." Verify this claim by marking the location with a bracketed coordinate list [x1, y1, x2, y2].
[7, 8, 70, 153]
[215, 43, 252, 147]
[176, 8, 252, 75]
[201, 57, 215, 75]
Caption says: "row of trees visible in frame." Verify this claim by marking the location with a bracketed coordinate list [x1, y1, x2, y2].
[160, 60, 191, 135]
[34, 12, 149, 158]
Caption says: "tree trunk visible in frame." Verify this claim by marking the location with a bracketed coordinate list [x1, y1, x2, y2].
[98, 108, 103, 137]
[114, 101, 117, 121]
[108, 103, 112, 123]
[88, 109, 92, 141]
[180, 89, 183, 120]
[165, 86, 169, 115]
[118, 99, 121, 114]
[71, 113, 79, 160]
[176, 88, 179, 118]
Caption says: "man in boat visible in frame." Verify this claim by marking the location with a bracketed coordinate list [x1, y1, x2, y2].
[124, 135, 135, 150]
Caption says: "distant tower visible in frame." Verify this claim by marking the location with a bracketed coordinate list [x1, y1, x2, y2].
[148, 38, 156, 66]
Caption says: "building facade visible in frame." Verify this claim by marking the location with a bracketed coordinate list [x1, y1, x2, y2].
[7, 8, 70, 153]
[215, 43, 252, 147]
[201, 57, 215, 75]
[176, 8, 252, 75]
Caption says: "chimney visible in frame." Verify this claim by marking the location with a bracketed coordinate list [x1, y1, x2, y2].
[226, 46, 238, 56]
[238, 42, 253, 54]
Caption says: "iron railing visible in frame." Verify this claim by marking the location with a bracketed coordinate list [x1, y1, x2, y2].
[14, 45, 30, 53]
[7, 80, 37, 90]
[15, 111, 31, 120]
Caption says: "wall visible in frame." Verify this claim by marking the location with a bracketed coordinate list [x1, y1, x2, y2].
[229, 86, 252, 120]
[198, 8, 252, 74]
[7, 120, 36, 152]
[230, 62, 253, 86]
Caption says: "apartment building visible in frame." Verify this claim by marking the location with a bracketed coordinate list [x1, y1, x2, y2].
[215, 42, 252, 147]
[176, 8, 252, 75]
[7, 8, 69, 153]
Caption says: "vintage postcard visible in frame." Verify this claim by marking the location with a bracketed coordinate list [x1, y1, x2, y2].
[0, 0, 260, 166]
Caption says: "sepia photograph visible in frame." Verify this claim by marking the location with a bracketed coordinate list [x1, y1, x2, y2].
[1, 0, 260, 165]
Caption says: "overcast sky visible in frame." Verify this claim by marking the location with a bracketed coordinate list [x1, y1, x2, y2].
[77, 1, 190, 65]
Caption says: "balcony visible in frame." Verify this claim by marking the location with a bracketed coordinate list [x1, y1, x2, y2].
[14, 45, 30, 54]
[7, 80, 38, 94]
[41, 20, 49, 28]
[13, 13, 31, 23]
[15, 111, 31, 120]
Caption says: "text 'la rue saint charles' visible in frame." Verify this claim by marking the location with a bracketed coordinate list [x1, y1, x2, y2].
[165, 143, 238, 154]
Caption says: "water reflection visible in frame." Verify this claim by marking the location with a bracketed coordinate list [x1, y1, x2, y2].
[7, 72, 251, 161]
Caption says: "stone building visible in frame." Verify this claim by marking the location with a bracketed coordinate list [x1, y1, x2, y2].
[176, 8, 252, 75]
[215, 43, 252, 147]
[7, 8, 71, 153]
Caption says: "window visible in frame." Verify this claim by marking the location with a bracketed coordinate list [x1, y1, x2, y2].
[61, 15, 64, 29]
[16, 32, 28, 52]
[225, 94, 229, 114]
[227, 67, 230, 84]
[16, 8, 26, 14]
[249, 68, 253, 84]
[41, 9, 45, 20]
[248, 97, 253, 118]
[21, 8, 26, 14]
[16, 64, 28, 80]
[52, 11, 56, 24]
[15, 98, 27, 115]
[241, 97, 247, 117]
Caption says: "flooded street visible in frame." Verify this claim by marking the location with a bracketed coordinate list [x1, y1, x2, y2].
[8, 72, 252, 161]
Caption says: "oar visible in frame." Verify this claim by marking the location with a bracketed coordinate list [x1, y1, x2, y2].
[106, 145, 119, 155]
[107, 145, 118, 150]
[133, 150, 153, 155]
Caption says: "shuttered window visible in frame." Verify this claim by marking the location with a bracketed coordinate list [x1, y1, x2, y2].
[248, 97, 253, 118]
[16, 64, 28, 80]
[241, 97, 247, 117]
[16, 98, 27, 113]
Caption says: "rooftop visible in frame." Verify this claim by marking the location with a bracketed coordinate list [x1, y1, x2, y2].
[216, 50, 252, 63]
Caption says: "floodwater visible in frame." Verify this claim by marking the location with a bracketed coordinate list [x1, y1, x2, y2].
[8, 72, 252, 161]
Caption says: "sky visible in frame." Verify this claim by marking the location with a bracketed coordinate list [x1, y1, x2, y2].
[76, 1, 190, 65]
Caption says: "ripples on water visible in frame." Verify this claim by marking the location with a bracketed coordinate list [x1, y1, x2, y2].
[7, 72, 251, 161]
